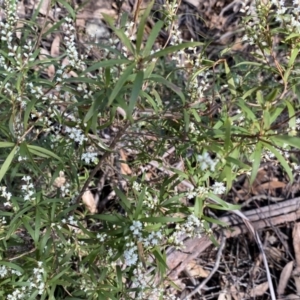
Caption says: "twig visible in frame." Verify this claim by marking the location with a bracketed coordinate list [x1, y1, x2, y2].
[183, 233, 226, 300]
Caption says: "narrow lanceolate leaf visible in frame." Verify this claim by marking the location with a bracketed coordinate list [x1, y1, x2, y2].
[0, 142, 14, 148]
[149, 74, 185, 104]
[272, 135, 300, 148]
[83, 59, 129, 74]
[262, 142, 293, 183]
[27, 144, 63, 163]
[143, 20, 164, 56]
[250, 142, 262, 185]
[108, 63, 136, 106]
[0, 146, 16, 182]
[136, 0, 154, 52]
[127, 71, 144, 119]
[224, 60, 236, 97]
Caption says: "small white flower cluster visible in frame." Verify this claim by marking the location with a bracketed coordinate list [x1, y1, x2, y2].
[271, 0, 300, 32]
[96, 232, 107, 242]
[63, 17, 86, 70]
[0, 186, 12, 207]
[197, 152, 218, 172]
[211, 182, 226, 195]
[133, 181, 142, 191]
[60, 182, 70, 197]
[132, 262, 165, 300]
[65, 126, 88, 145]
[124, 241, 139, 266]
[6, 261, 45, 299]
[0, 0, 17, 45]
[31, 261, 46, 295]
[77, 83, 93, 99]
[132, 183, 159, 210]
[142, 230, 162, 247]
[81, 151, 98, 164]
[79, 269, 97, 293]
[124, 21, 136, 41]
[162, 0, 178, 28]
[186, 186, 208, 200]
[0, 265, 21, 278]
[189, 122, 200, 135]
[0, 266, 8, 278]
[21, 176, 35, 201]
[169, 214, 204, 248]
[55, 66, 69, 83]
[188, 72, 210, 101]
[62, 215, 78, 226]
[169, 24, 183, 45]
[130, 220, 143, 237]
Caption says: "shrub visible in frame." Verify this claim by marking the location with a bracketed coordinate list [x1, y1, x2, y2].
[0, 0, 300, 299]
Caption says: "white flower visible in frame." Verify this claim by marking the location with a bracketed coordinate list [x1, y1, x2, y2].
[211, 182, 226, 195]
[0, 265, 8, 278]
[130, 220, 143, 236]
[197, 152, 218, 172]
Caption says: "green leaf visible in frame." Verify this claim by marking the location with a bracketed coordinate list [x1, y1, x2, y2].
[285, 100, 296, 132]
[134, 188, 146, 219]
[250, 142, 262, 185]
[0, 142, 14, 148]
[224, 60, 236, 97]
[108, 63, 136, 106]
[0, 146, 16, 182]
[153, 248, 167, 276]
[224, 117, 231, 152]
[114, 188, 132, 212]
[27, 145, 63, 163]
[194, 197, 204, 216]
[56, 0, 75, 18]
[127, 71, 144, 119]
[208, 193, 241, 210]
[83, 59, 129, 74]
[22, 217, 35, 242]
[136, 1, 154, 52]
[265, 88, 279, 103]
[102, 14, 135, 55]
[262, 141, 293, 182]
[143, 21, 164, 56]
[149, 74, 185, 104]
[272, 135, 300, 148]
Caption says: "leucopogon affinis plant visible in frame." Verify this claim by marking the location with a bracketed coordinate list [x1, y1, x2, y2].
[0, 0, 300, 299]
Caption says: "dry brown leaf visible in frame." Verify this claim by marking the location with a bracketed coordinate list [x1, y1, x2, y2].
[51, 35, 60, 57]
[119, 149, 132, 175]
[36, 0, 52, 17]
[82, 190, 97, 214]
[186, 260, 209, 278]
[250, 281, 269, 297]
[256, 181, 286, 194]
[53, 171, 66, 188]
[47, 64, 55, 79]
[277, 261, 293, 296]
[267, 245, 284, 261]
